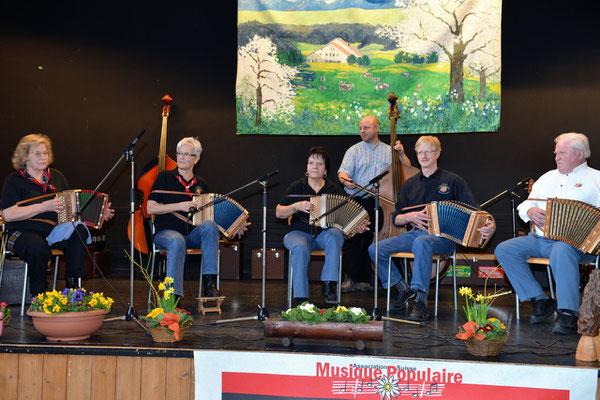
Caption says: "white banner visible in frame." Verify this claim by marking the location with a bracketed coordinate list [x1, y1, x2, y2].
[194, 350, 597, 399]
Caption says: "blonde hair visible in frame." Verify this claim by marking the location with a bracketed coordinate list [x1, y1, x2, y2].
[555, 132, 591, 159]
[415, 136, 441, 152]
[11, 134, 54, 170]
[177, 137, 202, 157]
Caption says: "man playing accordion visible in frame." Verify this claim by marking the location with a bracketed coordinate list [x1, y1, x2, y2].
[495, 132, 600, 335]
[368, 136, 495, 322]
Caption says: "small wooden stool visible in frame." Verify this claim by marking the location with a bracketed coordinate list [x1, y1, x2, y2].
[196, 296, 226, 315]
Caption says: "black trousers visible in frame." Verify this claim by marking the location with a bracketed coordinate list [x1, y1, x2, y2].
[341, 196, 377, 283]
[11, 225, 89, 296]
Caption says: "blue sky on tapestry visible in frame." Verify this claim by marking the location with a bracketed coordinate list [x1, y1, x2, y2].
[236, 0, 501, 135]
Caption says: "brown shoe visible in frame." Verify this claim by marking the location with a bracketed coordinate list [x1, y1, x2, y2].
[341, 276, 356, 293]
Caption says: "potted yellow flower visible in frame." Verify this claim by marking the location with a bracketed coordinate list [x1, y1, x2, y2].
[27, 288, 113, 341]
[142, 277, 193, 343]
[455, 286, 509, 356]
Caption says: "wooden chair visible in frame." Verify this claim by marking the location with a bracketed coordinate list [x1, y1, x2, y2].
[515, 255, 600, 320]
[386, 250, 457, 316]
[286, 249, 343, 308]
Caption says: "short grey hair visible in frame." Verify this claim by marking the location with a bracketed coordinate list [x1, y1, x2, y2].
[176, 137, 202, 157]
[555, 132, 591, 159]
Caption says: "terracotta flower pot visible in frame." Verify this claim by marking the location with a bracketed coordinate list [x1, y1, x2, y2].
[27, 309, 109, 341]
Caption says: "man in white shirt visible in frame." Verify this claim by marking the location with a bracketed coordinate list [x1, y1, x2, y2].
[495, 132, 600, 334]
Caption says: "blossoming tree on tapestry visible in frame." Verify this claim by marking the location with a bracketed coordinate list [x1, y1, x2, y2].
[236, 35, 298, 126]
[376, 0, 501, 103]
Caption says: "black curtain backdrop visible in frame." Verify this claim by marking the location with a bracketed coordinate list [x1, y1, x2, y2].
[1, 2, 598, 275]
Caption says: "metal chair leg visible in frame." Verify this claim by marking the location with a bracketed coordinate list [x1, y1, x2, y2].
[386, 256, 393, 313]
[434, 259, 440, 317]
[336, 252, 342, 305]
[287, 255, 293, 309]
[21, 262, 29, 316]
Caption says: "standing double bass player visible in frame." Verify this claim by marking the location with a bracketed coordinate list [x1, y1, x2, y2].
[337, 107, 415, 293]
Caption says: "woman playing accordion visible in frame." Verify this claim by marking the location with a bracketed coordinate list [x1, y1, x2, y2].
[1, 134, 114, 297]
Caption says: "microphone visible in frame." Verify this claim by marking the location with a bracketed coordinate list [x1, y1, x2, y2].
[369, 170, 389, 185]
[510, 177, 531, 192]
[257, 169, 279, 182]
[187, 206, 198, 219]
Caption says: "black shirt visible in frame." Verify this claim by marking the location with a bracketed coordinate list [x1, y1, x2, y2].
[1, 168, 70, 236]
[393, 168, 477, 229]
[278, 176, 345, 234]
[148, 169, 209, 236]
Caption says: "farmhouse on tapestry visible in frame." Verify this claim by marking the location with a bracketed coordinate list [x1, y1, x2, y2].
[306, 38, 363, 63]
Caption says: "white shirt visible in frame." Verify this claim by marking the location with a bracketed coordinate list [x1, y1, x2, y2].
[518, 162, 600, 235]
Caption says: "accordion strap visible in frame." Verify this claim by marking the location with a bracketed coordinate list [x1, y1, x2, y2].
[15, 192, 56, 206]
[29, 218, 57, 226]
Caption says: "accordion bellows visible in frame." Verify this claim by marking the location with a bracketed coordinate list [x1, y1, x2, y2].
[309, 194, 369, 238]
[57, 189, 109, 229]
[192, 193, 249, 239]
[426, 201, 493, 248]
[542, 198, 600, 255]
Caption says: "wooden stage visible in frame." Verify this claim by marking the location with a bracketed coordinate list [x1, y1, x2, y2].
[0, 276, 599, 399]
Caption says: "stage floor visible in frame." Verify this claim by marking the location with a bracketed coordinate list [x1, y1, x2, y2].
[0, 276, 598, 370]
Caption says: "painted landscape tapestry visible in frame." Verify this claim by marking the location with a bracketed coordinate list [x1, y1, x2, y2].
[236, 0, 501, 135]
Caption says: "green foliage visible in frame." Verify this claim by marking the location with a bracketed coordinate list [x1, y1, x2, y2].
[347, 54, 357, 65]
[277, 49, 305, 67]
[394, 51, 439, 64]
[281, 302, 370, 325]
[357, 55, 371, 66]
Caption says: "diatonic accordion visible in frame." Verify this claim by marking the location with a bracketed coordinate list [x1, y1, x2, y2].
[426, 201, 494, 248]
[192, 193, 249, 239]
[309, 194, 369, 238]
[541, 197, 600, 255]
[56, 189, 110, 229]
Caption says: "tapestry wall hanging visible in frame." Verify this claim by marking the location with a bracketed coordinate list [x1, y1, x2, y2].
[236, 0, 501, 135]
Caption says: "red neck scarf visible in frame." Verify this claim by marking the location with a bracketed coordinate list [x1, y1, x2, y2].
[176, 173, 197, 193]
[17, 168, 55, 192]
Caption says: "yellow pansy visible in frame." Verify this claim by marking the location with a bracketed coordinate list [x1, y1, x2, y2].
[147, 307, 164, 319]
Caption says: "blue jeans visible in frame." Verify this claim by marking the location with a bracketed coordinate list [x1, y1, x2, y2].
[494, 233, 596, 311]
[283, 228, 344, 298]
[368, 230, 455, 294]
[153, 221, 220, 297]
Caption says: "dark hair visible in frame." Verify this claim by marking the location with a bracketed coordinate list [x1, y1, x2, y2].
[307, 146, 330, 171]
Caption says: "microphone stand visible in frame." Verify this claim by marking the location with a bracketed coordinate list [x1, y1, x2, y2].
[207, 170, 279, 325]
[370, 176, 383, 321]
[102, 129, 147, 326]
[480, 177, 530, 238]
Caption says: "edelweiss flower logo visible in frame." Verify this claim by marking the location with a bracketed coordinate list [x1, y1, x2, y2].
[375, 375, 400, 400]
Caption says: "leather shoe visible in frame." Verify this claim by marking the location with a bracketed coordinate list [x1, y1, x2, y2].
[294, 297, 308, 307]
[202, 275, 220, 297]
[65, 277, 80, 289]
[552, 310, 578, 335]
[355, 282, 374, 292]
[391, 286, 415, 310]
[408, 301, 430, 322]
[322, 281, 337, 303]
[529, 297, 556, 324]
[341, 276, 356, 293]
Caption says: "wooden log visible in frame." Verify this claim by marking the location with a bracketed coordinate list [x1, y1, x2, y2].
[264, 318, 383, 341]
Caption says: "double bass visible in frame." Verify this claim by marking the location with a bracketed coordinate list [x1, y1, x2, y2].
[127, 94, 178, 254]
[378, 92, 419, 240]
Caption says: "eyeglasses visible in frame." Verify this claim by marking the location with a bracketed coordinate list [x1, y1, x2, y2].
[176, 151, 196, 158]
[30, 151, 49, 158]
[416, 150, 438, 156]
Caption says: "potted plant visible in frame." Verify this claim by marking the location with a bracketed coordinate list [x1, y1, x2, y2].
[27, 288, 114, 341]
[265, 302, 383, 349]
[455, 286, 509, 356]
[142, 277, 193, 343]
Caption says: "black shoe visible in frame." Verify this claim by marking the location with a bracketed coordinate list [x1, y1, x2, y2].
[322, 281, 337, 303]
[65, 277, 80, 289]
[529, 297, 556, 324]
[202, 275, 220, 297]
[294, 297, 308, 307]
[408, 301, 430, 322]
[552, 310, 578, 335]
[391, 285, 415, 310]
